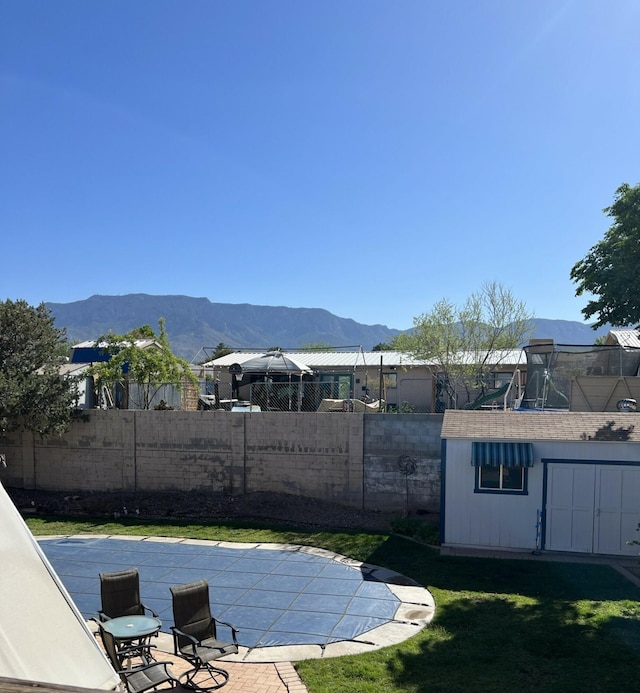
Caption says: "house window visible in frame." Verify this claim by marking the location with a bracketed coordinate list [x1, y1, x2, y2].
[471, 441, 533, 495]
[382, 373, 397, 389]
[318, 373, 352, 399]
[491, 372, 514, 389]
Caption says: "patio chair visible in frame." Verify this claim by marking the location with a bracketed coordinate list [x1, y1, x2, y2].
[170, 580, 239, 691]
[98, 621, 180, 693]
[99, 567, 160, 659]
[99, 567, 159, 622]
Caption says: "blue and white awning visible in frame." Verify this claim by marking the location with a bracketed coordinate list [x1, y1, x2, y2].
[471, 442, 534, 468]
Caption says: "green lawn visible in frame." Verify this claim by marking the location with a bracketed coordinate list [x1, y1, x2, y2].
[27, 516, 640, 693]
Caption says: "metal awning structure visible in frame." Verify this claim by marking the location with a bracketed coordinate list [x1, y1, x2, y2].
[471, 442, 535, 468]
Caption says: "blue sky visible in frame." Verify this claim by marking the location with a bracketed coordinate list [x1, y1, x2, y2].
[2, 1, 639, 331]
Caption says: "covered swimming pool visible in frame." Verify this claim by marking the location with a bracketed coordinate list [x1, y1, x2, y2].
[39, 535, 435, 661]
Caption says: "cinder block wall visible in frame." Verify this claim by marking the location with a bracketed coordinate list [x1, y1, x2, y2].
[132, 411, 242, 493]
[243, 412, 364, 506]
[364, 413, 443, 513]
[0, 411, 442, 513]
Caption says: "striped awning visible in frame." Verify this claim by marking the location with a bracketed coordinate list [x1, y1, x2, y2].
[471, 442, 534, 468]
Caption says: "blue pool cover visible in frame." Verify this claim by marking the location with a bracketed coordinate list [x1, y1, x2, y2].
[39, 537, 401, 650]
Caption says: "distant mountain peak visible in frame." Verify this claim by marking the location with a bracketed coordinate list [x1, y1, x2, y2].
[47, 294, 401, 360]
[46, 294, 611, 360]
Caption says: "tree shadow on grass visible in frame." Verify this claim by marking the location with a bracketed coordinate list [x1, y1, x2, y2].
[363, 536, 640, 693]
[365, 535, 640, 600]
[387, 590, 640, 693]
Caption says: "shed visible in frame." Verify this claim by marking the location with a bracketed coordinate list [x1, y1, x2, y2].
[441, 410, 640, 556]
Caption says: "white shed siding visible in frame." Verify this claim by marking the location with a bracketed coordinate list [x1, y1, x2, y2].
[443, 439, 543, 550]
[537, 440, 640, 463]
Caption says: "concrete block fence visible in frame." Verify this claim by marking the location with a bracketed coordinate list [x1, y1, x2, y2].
[0, 411, 443, 514]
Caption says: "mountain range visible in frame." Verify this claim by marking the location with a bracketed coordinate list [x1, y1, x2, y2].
[46, 294, 611, 361]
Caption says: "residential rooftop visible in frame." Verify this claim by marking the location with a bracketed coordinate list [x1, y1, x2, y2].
[205, 349, 525, 369]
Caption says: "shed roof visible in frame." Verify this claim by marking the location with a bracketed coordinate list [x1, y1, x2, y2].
[442, 410, 640, 442]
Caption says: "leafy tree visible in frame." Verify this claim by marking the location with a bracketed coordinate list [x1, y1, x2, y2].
[571, 182, 640, 328]
[0, 299, 80, 436]
[212, 342, 234, 359]
[127, 325, 156, 339]
[90, 319, 197, 409]
[372, 342, 394, 351]
[393, 282, 533, 409]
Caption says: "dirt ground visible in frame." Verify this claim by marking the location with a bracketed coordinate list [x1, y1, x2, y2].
[7, 487, 402, 533]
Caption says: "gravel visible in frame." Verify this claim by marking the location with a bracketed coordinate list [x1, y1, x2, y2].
[7, 487, 398, 533]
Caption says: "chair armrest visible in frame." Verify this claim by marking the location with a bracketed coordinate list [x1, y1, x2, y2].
[141, 602, 159, 619]
[170, 626, 200, 657]
[214, 618, 240, 646]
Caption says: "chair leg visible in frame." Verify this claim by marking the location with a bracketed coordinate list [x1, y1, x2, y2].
[181, 662, 230, 691]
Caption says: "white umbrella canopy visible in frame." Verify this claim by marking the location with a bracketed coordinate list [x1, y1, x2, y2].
[232, 351, 311, 411]
[238, 351, 312, 374]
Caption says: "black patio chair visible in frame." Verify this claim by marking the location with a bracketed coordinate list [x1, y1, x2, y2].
[99, 567, 160, 659]
[99, 567, 158, 622]
[170, 580, 239, 691]
[98, 621, 180, 693]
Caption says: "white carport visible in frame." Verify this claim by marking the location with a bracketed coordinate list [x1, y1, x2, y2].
[0, 483, 118, 690]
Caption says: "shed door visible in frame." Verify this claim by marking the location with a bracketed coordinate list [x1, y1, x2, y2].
[546, 464, 595, 553]
[595, 466, 640, 555]
[545, 463, 640, 556]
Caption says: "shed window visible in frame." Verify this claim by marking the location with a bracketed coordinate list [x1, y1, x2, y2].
[477, 465, 525, 491]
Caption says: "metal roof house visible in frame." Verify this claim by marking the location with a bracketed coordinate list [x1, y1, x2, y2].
[605, 328, 640, 349]
[203, 349, 525, 412]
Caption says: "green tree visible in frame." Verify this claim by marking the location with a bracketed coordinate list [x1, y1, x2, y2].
[372, 342, 394, 351]
[571, 182, 640, 328]
[212, 342, 234, 359]
[393, 282, 533, 408]
[0, 299, 80, 436]
[90, 319, 197, 409]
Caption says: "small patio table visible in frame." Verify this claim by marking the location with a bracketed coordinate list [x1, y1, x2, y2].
[101, 614, 161, 640]
[100, 614, 162, 665]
